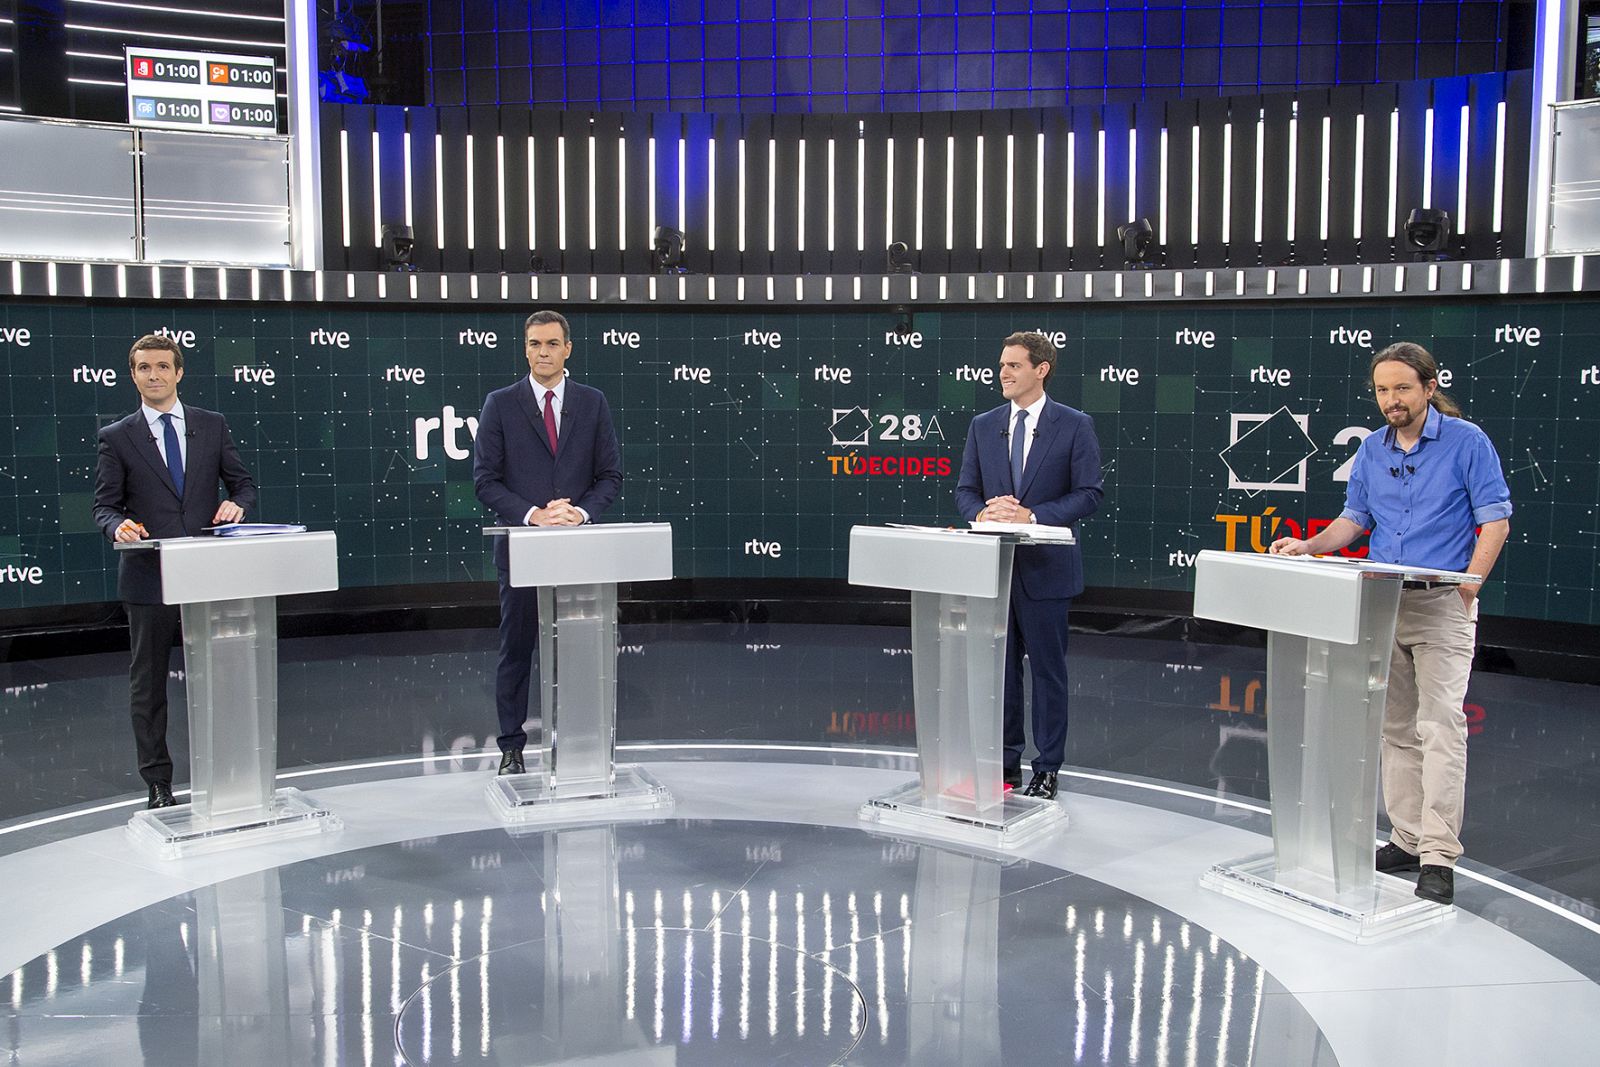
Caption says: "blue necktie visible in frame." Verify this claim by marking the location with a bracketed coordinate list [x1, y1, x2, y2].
[1010, 409, 1028, 492]
[160, 413, 185, 497]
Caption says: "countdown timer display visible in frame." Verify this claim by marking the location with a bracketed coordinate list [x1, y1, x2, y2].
[124, 46, 278, 135]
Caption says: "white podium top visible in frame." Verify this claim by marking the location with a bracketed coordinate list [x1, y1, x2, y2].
[485, 522, 674, 587]
[116, 531, 339, 604]
[848, 525, 1026, 598]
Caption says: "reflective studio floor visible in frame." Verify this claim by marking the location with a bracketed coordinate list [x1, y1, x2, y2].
[2, 622, 1599, 1066]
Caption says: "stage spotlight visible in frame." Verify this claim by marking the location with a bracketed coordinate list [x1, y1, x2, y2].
[1117, 219, 1155, 266]
[892, 304, 915, 336]
[886, 241, 916, 274]
[380, 224, 414, 271]
[652, 226, 686, 273]
[1404, 208, 1453, 261]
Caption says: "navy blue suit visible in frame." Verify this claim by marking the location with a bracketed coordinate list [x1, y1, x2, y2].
[473, 377, 622, 751]
[956, 396, 1103, 773]
[93, 406, 256, 786]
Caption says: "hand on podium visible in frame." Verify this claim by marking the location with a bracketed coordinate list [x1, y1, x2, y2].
[979, 495, 1033, 523]
[114, 519, 148, 543]
[212, 500, 245, 524]
[527, 498, 585, 526]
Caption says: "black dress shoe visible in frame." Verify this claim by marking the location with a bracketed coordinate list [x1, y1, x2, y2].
[1003, 767, 1022, 790]
[147, 782, 177, 809]
[1022, 771, 1059, 800]
[1376, 842, 1422, 874]
[1415, 865, 1454, 905]
[497, 749, 525, 776]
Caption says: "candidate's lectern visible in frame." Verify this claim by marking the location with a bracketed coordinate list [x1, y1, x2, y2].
[848, 525, 1072, 848]
[484, 523, 673, 822]
[118, 532, 341, 859]
[1193, 549, 1476, 941]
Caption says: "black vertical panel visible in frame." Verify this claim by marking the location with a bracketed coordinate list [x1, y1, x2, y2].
[438, 107, 471, 273]
[1393, 80, 1432, 261]
[947, 110, 981, 274]
[977, 109, 1010, 274]
[680, 112, 713, 274]
[318, 104, 346, 270]
[558, 110, 593, 274]
[500, 107, 532, 274]
[887, 112, 919, 266]
[1428, 75, 1469, 258]
[1357, 83, 1397, 262]
[1195, 98, 1227, 267]
[829, 113, 861, 274]
[743, 112, 773, 275]
[772, 113, 804, 275]
[406, 107, 442, 273]
[1462, 73, 1503, 260]
[590, 111, 623, 275]
[918, 110, 953, 275]
[1293, 91, 1330, 265]
[1162, 99, 1198, 270]
[860, 113, 892, 274]
[799, 113, 832, 275]
[468, 105, 501, 272]
[1010, 110, 1041, 273]
[620, 113, 653, 274]
[344, 105, 378, 271]
[1040, 108, 1072, 272]
[1132, 102, 1164, 265]
[1225, 96, 1261, 267]
[649, 111, 683, 242]
[1325, 87, 1362, 264]
[527, 110, 561, 272]
[1101, 102, 1133, 267]
[1068, 105, 1103, 271]
[1500, 69, 1532, 258]
[374, 106, 407, 243]
[1258, 95, 1293, 267]
[709, 114, 741, 274]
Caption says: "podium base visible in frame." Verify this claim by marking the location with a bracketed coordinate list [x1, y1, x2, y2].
[1200, 851, 1455, 943]
[126, 787, 341, 861]
[858, 779, 1067, 850]
[486, 764, 673, 824]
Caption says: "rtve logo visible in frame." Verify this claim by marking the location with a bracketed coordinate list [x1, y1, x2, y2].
[154, 327, 197, 348]
[743, 539, 782, 558]
[0, 326, 31, 347]
[601, 329, 641, 348]
[1494, 324, 1541, 347]
[883, 329, 922, 348]
[1174, 328, 1217, 348]
[0, 563, 44, 586]
[415, 406, 480, 460]
[458, 329, 498, 348]
[308, 328, 350, 348]
[742, 329, 782, 348]
[952, 366, 993, 384]
[1328, 326, 1373, 349]
[73, 366, 118, 386]
[1029, 329, 1070, 348]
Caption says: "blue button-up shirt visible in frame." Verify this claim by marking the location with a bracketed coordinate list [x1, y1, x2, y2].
[1338, 405, 1513, 571]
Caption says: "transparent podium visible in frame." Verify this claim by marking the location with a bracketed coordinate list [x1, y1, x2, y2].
[848, 525, 1072, 849]
[117, 532, 342, 859]
[1192, 550, 1476, 941]
[484, 523, 674, 822]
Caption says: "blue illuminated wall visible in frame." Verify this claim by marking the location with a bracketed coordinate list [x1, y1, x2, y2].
[426, 0, 1512, 111]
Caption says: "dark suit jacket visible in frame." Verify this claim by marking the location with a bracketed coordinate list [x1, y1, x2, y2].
[955, 396, 1104, 600]
[93, 406, 257, 604]
[473, 378, 623, 569]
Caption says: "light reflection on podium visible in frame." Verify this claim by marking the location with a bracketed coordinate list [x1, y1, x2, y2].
[905, 847, 1003, 1066]
[196, 870, 292, 1065]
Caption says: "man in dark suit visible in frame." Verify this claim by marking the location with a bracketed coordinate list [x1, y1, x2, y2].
[956, 331, 1104, 800]
[473, 310, 623, 775]
[93, 334, 257, 809]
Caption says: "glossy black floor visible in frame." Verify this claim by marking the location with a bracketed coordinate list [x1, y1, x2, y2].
[2, 621, 1597, 912]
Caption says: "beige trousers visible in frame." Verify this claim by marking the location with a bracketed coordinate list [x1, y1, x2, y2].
[1381, 585, 1478, 869]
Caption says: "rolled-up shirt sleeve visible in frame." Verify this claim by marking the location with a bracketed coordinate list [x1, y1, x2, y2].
[1466, 431, 1514, 525]
[1338, 443, 1375, 531]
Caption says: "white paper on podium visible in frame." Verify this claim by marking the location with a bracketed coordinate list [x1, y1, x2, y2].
[969, 520, 1077, 543]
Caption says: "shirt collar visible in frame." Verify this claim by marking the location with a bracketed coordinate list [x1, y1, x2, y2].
[529, 376, 565, 407]
[1010, 393, 1047, 423]
[141, 399, 185, 427]
[1381, 403, 1442, 451]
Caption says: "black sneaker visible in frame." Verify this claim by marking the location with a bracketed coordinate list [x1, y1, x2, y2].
[1376, 842, 1421, 874]
[1415, 865, 1454, 905]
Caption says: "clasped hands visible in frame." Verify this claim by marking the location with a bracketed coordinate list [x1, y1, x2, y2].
[114, 500, 243, 543]
[978, 495, 1033, 524]
[528, 498, 584, 527]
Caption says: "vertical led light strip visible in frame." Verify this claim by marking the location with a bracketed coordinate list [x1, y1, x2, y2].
[436, 133, 446, 247]
[403, 131, 415, 229]
[1065, 131, 1075, 247]
[885, 139, 896, 244]
[915, 136, 925, 250]
[1456, 104, 1470, 232]
[1285, 112, 1297, 243]
[797, 140, 807, 251]
[339, 130, 351, 247]
[944, 135, 955, 250]
[1127, 129, 1138, 229]
[1004, 133, 1014, 250]
[1096, 129, 1107, 247]
[677, 137, 686, 231]
[1352, 114, 1365, 240]
[1421, 107, 1434, 210]
[556, 135, 566, 250]
[1252, 116, 1264, 243]
[648, 137, 657, 239]
[1318, 116, 1331, 242]
[371, 130, 382, 247]
[587, 134, 597, 251]
[1387, 111, 1399, 238]
[828, 138, 837, 252]
[974, 134, 985, 250]
[1189, 126, 1200, 245]
[856, 130, 866, 253]
[1492, 101, 1506, 233]
[526, 137, 536, 249]
[1159, 127, 1169, 245]
[707, 139, 716, 251]
[496, 135, 507, 251]
[1220, 123, 1231, 245]
[618, 137, 627, 252]
[767, 138, 776, 253]
[737, 138, 747, 253]
[465, 135, 476, 250]
[1035, 131, 1045, 249]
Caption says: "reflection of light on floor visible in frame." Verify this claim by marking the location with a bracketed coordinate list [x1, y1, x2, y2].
[479, 897, 491, 1057]
[794, 891, 806, 1036]
[360, 910, 373, 1067]
[681, 889, 694, 1043]
[710, 889, 723, 1039]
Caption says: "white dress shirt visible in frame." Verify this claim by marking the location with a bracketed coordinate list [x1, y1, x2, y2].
[1009, 392, 1047, 473]
[141, 400, 187, 468]
[523, 377, 588, 525]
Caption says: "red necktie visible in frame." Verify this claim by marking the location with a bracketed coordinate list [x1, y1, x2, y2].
[542, 389, 559, 453]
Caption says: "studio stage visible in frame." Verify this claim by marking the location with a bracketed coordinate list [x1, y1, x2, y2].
[2, 624, 1597, 1066]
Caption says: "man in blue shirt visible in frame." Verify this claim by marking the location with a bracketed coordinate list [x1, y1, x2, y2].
[1270, 342, 1511, 906]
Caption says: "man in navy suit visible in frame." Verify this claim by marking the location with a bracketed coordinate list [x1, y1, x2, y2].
[474, 310, 623, 774]
[956, 331, 1104, 800]
[93, 334, 256, 809]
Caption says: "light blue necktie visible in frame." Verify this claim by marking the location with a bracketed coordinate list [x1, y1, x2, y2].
[1010, 409, 1028, 492]
[160, 413, 185, 497]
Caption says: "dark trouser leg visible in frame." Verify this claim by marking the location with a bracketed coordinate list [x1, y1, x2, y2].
[495, 574, 539, 752]
[1002, 596, 1027, 772]
[1014, 594, 1071, 773]
[127, 602, 181, 787]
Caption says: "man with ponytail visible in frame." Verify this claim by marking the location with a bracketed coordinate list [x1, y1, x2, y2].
[1269, 341, 1512, 906]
